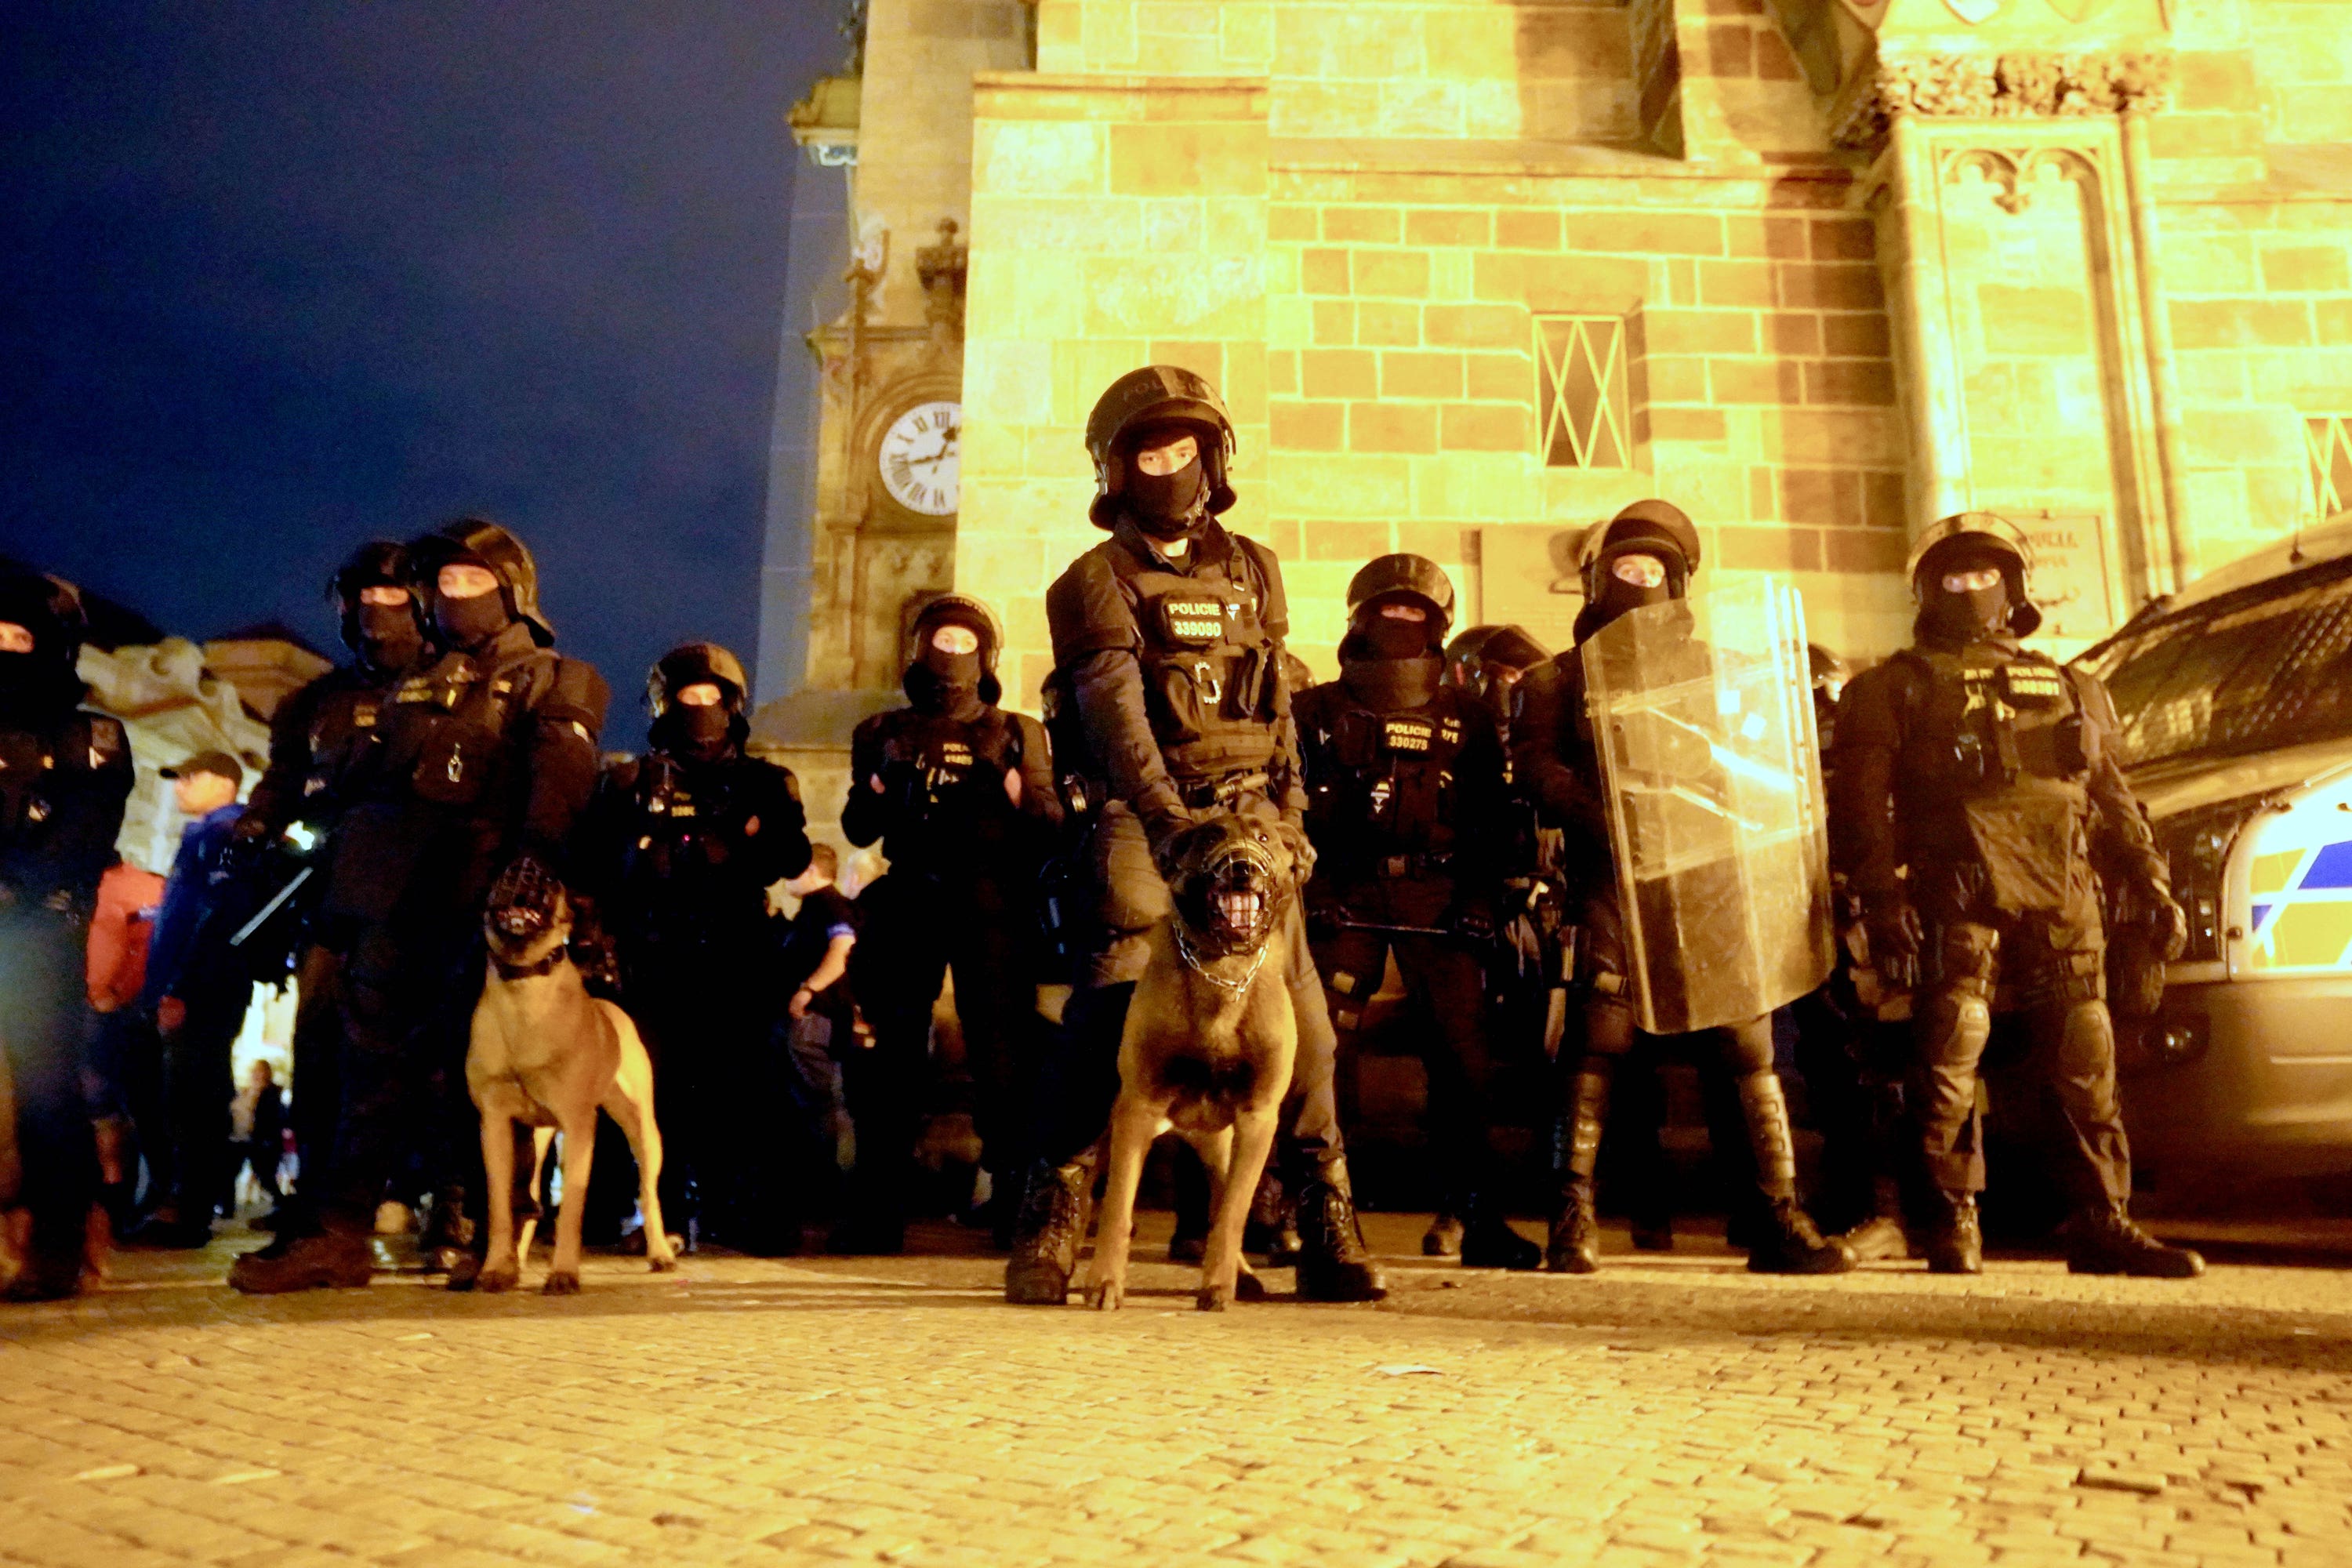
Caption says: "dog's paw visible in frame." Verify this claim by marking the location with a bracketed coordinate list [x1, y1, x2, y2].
[1234, 1271, 1269, 1303]
[1086, 1279, 1124, 1312]
[1196, 1283, 1232, 1312]
[542, 1270, 581, 1296]
[477, 1265, 519, 1294]
[648, 1254, 680, 1274]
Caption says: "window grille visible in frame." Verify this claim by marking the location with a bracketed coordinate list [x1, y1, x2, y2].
[1536, 315, 1632, 470]
[2307, 415, 2352, 520]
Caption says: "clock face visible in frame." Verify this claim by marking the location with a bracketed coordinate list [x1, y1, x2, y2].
[878, 400, 961, 517]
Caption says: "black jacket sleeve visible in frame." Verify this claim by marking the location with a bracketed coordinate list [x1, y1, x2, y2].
[46, 713, 134, 910]
[521, 656, 609, 866]
[241, 671, 328, 837]
[2074, 671, 2169, 894]
[1508, 656, 1605, 851]
[840, 713, 889, 849]
[741, 760, 814, 884]
[1010, 713, 1064, 829]
[1828, 663, 1907, 901]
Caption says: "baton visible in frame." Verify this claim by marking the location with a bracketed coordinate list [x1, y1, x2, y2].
[1328, 917, 1456, 938]
[229, 867, 312, 948]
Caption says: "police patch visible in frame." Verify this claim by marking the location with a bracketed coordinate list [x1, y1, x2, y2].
[1382, 717, 1435, 753]
[1999, 665, 2067, 707]
[1160, 598, 1226, 645]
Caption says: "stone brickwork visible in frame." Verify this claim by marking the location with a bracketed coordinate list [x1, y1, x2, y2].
[900, 0, 2352, 696]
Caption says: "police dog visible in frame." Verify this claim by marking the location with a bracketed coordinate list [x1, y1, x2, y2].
[1089, 811, 1312, 1312]
[467, 860, 677, 1294]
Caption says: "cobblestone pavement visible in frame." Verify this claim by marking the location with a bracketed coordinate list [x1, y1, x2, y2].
[6, 1214, 2352, 1568]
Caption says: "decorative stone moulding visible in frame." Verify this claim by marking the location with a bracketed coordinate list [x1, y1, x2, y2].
[1831, 49, 2172, 149]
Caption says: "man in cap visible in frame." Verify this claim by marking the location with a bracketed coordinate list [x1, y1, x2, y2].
[1295, 557, 1542, 1269]
[0, 568, 134, 1300]
[230, 518, 610, 1291]
[124, 750, 252, 1247]
[1513, 500, 1854, 1276]
[837, 595, 1059, 1253]
[232, 540, 437, 1236]
[1010, 365, 1385, 1305]
[1832, 513, 2200, 1277]
[575, 641, 811, 1254]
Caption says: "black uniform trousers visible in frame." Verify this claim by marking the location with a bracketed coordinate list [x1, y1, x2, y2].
[1031, 800, 1346, 1171]
[611, 941, 776, 1240]
[0, 908, 96, 1265]
[845, 866, 1035, 1207]
[1913, 912, 2131, 1207]
[1311, 874, 1504, 1207]
[157, 977, 250, 1218]
[282, 945, 345, 1223]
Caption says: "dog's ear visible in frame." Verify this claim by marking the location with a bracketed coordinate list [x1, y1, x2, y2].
[1272, 819, 1317, 887]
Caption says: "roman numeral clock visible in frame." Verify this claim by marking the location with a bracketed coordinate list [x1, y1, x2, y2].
[877, 399, 961, 518]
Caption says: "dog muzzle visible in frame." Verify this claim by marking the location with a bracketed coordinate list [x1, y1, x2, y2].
[486, 856, 564, 941]
[1176, 844, 1285, 960]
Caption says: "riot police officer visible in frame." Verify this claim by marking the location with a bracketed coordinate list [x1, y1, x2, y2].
[1295, 557, 1541, 1269]
[839, 595, 1058, 1253]
[1009, 365, 1385, 1305]
[1831, 513, 2200, 1277]
[1443, 625, 1549, 739]
[579, 642, 811, 1252]
[230, 518, 609, 1292]
[233, 541, 436, 1236]
[0, 569, 134, 1301]
[1512, 500, 1853, 1276]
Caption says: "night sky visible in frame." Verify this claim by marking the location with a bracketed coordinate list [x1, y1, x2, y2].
[2, 3, 842, 744]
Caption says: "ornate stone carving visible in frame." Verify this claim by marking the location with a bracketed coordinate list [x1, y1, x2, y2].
[915, 218, 969, 339]
[1940, 143, 2101, 215]
[1831, 49, 2172, 148]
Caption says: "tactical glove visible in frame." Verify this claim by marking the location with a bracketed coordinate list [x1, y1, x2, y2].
[1862, 892, 1923, 993]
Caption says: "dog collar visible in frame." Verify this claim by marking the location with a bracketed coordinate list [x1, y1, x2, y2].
[491, 949, 566, 981]
[1171, 917, 1272, 996]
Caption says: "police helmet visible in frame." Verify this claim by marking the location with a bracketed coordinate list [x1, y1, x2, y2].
[1807, 643, 1849, 701]
[1345, 554, 1456, 641]
[1444, 624, 1549, 697]
[1084, 366, 1238, 528]
[327, 540, 423, 650]
[1577, 499, 1702, 600]
[647, 641, 749, 717]
[908, 592, 1005, 705]
[412, 517, 554, 646]
[1906, 511, 2041, 637]
[0, 568, 87, 662]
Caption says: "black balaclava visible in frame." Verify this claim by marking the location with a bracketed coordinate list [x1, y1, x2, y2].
[434, 557, 514, 652]
[1918, 548, 2013, 646]
[1590, 548, 1675, 630]
[654, 699, 739, 762]
[1341, 600, 1444, 713]
[904, 622, 988, 720]
[0, 579, 78, 728]
[1125, 455, 1207, 542]
[352, 600, 425, 674]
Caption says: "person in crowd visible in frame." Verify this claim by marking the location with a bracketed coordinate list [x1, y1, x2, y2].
[1007, 365, 1384, 1305]
[772, 844, 860, 1247]
[576, 641, 810, 1254]
[127, 750, 252, 1249]
[226, 1060, 286, 1218]
[84, 856, 165, 1231]
[230, 518, 608, 1293]
[232, 541, 436, 1236]
[1294, 556, 1541, 1269]
[1512, 500, 1853, 1276]
[840, 596, 1058, 1253]
[0, 568, 134, 1302]
[1832, 512, 2202, 1278]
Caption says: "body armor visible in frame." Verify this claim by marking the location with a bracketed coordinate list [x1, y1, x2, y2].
[844, 706, 1046, 873]
[0, 710, 131, 911]
[1105, 535, 1282, 788]
[1296, 684, 1475, 873]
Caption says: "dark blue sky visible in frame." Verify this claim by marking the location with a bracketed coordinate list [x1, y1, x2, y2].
[2, 2, 841, 741]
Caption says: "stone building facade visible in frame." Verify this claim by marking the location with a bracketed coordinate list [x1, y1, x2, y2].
[763, 0, 2352, 719]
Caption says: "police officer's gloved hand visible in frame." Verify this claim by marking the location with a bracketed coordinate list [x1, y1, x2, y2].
[1862, 891, 1923, 992]
[231, 809, 272, 844]
[1448, 898, 1497, 946]
[2139, 883, 2189, 963]
[1143, 806, 1200, 878]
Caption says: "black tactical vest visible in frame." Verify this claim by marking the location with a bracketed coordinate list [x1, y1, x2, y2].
[1304, 686, 1472, 865]
[1890, 644, 2096, 914]
[372, 644, 568, 820]
[1108, 538, 1283, 784]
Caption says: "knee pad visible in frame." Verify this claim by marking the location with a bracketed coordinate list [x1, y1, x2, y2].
[1920, 989, 1992, 1062]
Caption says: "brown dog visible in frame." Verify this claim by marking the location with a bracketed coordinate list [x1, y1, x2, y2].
[1088, 812, 1312, 1312]
[467, 861, 677, 1294]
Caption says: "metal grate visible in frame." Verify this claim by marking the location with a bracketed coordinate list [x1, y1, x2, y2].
[1536, 315, 1631, 469]
[2306, 415, 2352, 519]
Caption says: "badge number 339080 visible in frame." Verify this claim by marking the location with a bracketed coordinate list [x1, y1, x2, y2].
[880, 401, 962, 517]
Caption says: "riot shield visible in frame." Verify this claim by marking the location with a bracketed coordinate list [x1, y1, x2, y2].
[1581, 577, 1832, 1034]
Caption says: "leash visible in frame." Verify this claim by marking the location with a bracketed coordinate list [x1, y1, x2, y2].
[1171, 916, 1273, 998]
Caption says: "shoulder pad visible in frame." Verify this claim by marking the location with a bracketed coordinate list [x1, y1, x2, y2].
[1232, 534, 1280, 586]
[603, 756, 643, 791]
[1047, 549, 1141, 661]
[538, 658, 612, 731]
[1011, 711, 1049, 762]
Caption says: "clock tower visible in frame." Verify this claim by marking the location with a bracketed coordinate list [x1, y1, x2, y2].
[751, 0, 1027, 811]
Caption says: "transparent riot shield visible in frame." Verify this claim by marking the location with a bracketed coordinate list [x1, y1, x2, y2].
[1581, 576, 1832, 1035]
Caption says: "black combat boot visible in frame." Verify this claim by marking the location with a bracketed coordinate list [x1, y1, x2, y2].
[2067, 1203, 2204, 1279]
[1738, 1072, 1855, 1276]
[1004, 1156, 1090, 1305]
[1421, 1210, 1464, 1258]
[1545, 1063, 1610, 1274]
[1921, 1189, 1983, 1275]
[1293, 1153, 1387, 1302]
[1247, 1171, 1301, 1265]
[419, 1185, 476, 1277]
[227, 1221, 376, 1294]
[1457, 1190, 1542, 1271]
[1838, 1174, 1915, 1264]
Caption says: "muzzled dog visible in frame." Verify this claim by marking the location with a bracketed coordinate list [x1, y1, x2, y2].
[467, 859, 677, 1294]
[1088, 811, 1312, 1312]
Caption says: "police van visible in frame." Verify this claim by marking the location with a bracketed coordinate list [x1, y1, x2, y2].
[2074, 516, 2352, 1179]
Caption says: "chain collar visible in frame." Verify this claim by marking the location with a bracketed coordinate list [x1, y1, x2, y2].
[1171, 916, 1272, 997]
